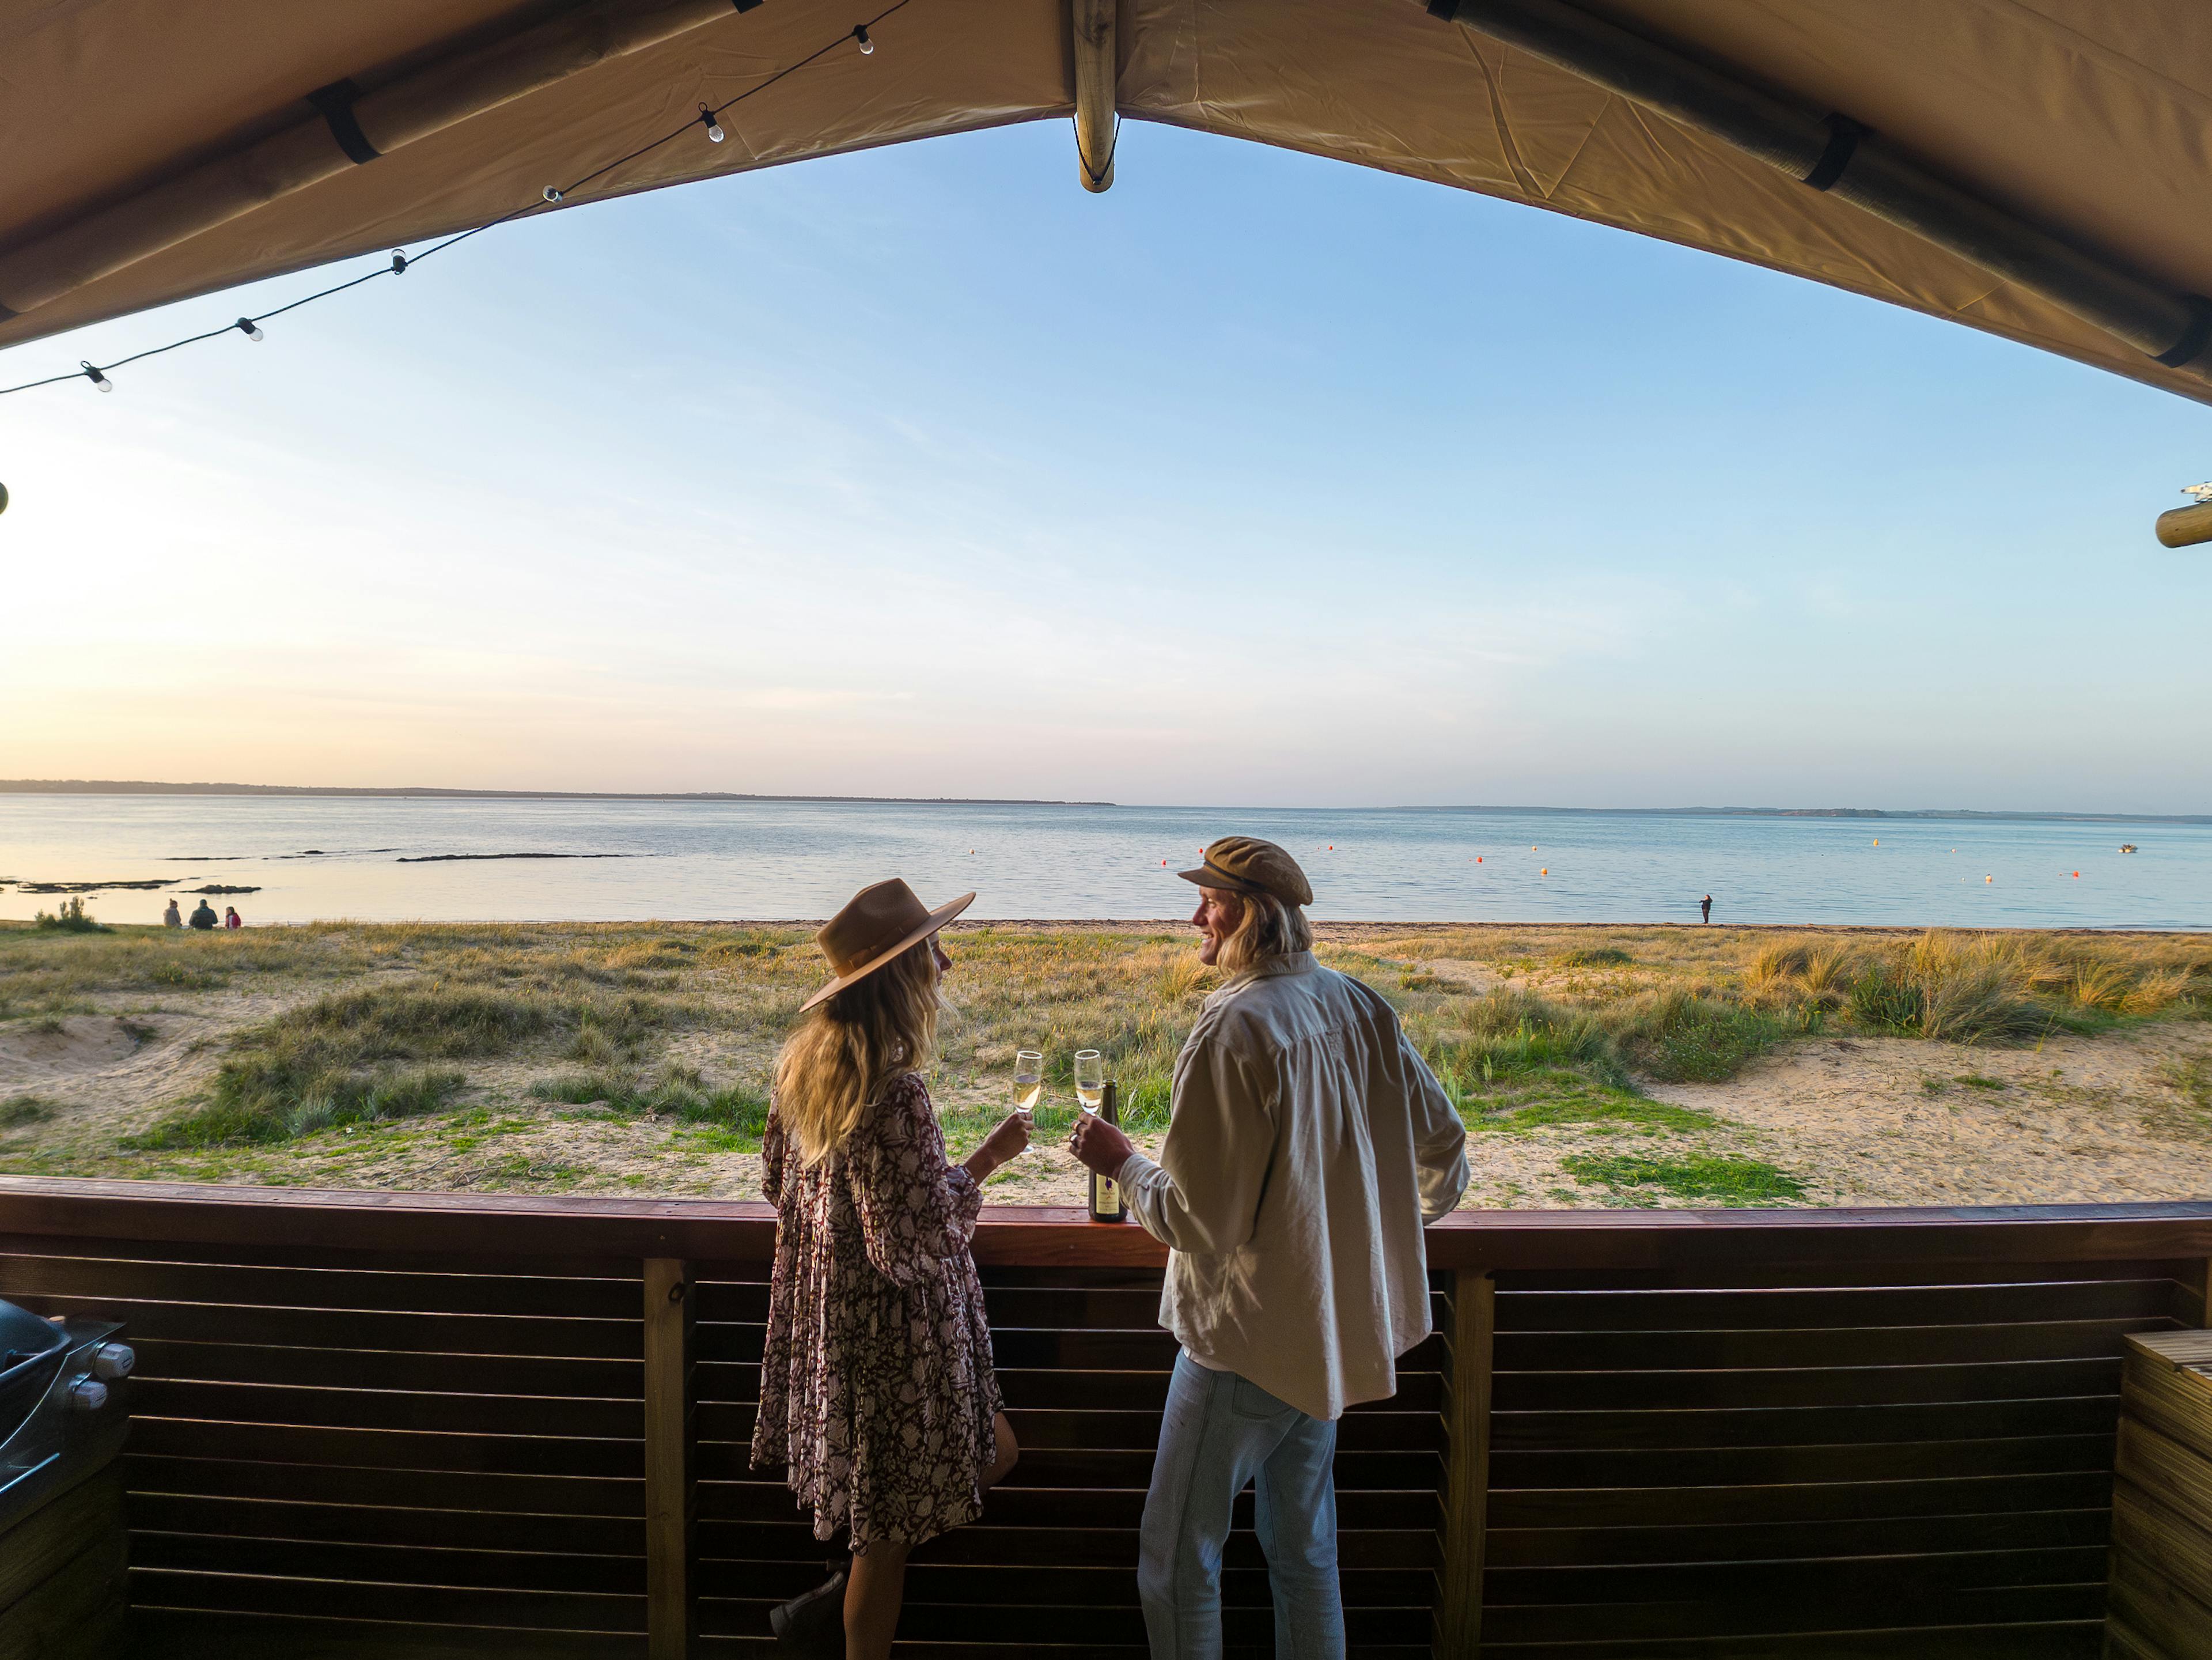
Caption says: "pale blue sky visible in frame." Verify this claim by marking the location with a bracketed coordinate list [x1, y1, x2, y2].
[3, 118, 2208, 811]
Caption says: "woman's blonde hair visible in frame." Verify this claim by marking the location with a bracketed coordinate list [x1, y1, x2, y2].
[773, 939, 943, 1165]
[1214, 889, 1313, 976]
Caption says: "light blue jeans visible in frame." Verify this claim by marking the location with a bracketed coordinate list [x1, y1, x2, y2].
[1138, 1350, 1346, 1660]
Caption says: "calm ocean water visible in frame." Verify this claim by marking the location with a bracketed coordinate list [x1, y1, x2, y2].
[1, 796, 2206, 929]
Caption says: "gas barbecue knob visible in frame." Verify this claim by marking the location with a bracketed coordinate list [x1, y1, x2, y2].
[67, 1377, 110, 1413]
[90, 1343, 135, 1380]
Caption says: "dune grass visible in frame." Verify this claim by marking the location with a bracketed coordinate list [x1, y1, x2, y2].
[6, 916, 2206, 1185]
[130, 981, 708, 1148]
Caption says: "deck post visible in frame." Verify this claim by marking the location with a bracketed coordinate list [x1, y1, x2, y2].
[2181, 1258, 2211, 1328]
[1436, 1268, 1495, 1656]
[644, 1257, 696, 1659]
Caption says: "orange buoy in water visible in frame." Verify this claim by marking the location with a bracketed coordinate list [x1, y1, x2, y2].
[1540, 867, 1548, 876]
[1986, 875, 1993, 883]
[2074, 871, 2080, 878]
[1873, 839, 1879, 846]
[1476, 856, 1482, 864]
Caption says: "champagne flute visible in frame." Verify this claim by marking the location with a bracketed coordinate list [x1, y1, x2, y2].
[1012, 1050, 1044, 1125]
[1073, 1050, 1104, 1115]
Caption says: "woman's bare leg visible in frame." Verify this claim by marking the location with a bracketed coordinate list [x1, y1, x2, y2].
[984, 1411, 1020, 1488]
[843, 1416, 1016, 1658]
[844, 1539, 911, 1660]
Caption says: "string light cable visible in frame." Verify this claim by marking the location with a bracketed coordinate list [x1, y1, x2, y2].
[0, 3, 908, 400]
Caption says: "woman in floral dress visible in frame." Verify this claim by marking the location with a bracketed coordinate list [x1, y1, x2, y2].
[751, 878, 1029, 1658]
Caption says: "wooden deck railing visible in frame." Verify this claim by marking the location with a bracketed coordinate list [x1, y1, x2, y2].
[0, 1177, 2206, 1658]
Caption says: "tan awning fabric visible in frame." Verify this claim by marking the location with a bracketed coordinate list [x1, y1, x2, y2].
[4, 0, 2211, 402]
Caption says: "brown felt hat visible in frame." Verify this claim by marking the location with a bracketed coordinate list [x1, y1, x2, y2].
[1178, 835, 1313, 907]
[801, 878, 975, 1012]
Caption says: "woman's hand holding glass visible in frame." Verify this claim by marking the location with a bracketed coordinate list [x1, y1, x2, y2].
[963, 1109, 1032, 1183]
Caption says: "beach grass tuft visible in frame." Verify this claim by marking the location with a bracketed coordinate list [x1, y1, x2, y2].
[33, 896, 108, 933]
[1611, 990, 1785, 1083]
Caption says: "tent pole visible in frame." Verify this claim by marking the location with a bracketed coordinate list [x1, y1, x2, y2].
[1072, 0, 1117, 192]
[0, 0, 761, 322]
[1421, 0, 2212, 381]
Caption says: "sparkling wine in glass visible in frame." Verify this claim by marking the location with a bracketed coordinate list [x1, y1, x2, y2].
[1013, 1050, 1044, 1123]
[1074, 1049, 1104, 1115]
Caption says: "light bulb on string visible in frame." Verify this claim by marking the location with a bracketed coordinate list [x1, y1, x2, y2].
[234, 318, 264, 342]
[543, 186, 565, 203]
[80, 361, 112, 392]
[698, 104, 725, 142]
[853, 23, 874, 54]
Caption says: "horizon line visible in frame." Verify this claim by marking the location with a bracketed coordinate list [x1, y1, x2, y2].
[2, 779, 2206, 823]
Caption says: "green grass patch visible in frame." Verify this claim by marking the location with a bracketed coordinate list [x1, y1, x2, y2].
[1, 1095, 56, 1129]
[527, 1067, 768, 1144]
[1560, 1151, 1806, 1207]
[1955, 1074, 2007, 1092]
[132, 1067, 465, 1148]
[1555, 947, 1632, 968]
[1460, 1071, 1714, 1135]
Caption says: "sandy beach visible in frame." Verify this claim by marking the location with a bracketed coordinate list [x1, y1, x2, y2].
[3, 916, 2205, 1208]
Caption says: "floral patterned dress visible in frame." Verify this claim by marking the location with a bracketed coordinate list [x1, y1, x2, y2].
[749, 1072, 1004, 1554]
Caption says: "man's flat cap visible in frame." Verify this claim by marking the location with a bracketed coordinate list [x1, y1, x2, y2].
[1178, 835, 1313, 907]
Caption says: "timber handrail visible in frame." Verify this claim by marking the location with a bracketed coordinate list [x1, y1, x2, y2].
[2, 1175, 2209, 1264]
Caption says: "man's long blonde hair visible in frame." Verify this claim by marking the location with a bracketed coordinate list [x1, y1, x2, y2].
[1214, 889, 1313, 975]
[773, 939, 943, 1166]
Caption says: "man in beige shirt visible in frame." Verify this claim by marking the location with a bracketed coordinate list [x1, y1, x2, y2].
[1071, 836, 1469, 1660]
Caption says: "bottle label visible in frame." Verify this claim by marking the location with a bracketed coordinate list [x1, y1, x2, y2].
[1096, 1178, 1120, 1215]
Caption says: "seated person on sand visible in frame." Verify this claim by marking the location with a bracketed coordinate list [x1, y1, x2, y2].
[162, 898, 182, 928]
[224, 906, 243, 929]
[188, 899, 218, 930]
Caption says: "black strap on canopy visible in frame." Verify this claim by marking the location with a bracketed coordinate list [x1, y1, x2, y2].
[307, 79, 380, 165]
[1802, 114, 1867, 192]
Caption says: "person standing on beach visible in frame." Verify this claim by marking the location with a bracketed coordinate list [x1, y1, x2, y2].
[187, 898, 218, 930]
[1069, 836, 1469, 1660]
[1701, 893, 1713, 924]
[162, 898, 181, 928]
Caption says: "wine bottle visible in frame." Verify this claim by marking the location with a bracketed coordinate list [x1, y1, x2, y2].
[1088, 1079, 1127, 1223]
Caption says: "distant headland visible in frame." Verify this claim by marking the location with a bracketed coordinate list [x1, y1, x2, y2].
[0, 780, 1114, 807]
[1398, 805, 2212, 824]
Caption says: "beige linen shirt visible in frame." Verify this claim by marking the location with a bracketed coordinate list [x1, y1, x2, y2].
[1114, 951, 1471, 1421]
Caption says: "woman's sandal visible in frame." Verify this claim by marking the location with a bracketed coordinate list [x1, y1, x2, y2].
[769, 1557, 849, 1655]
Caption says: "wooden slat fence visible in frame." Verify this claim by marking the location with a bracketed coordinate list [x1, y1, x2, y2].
[0, 1180, 2204, 1658]
[690, 1260, 1442, 1658]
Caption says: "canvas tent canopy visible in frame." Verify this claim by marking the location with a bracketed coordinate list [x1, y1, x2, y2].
[5, 0, 2212, 409]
